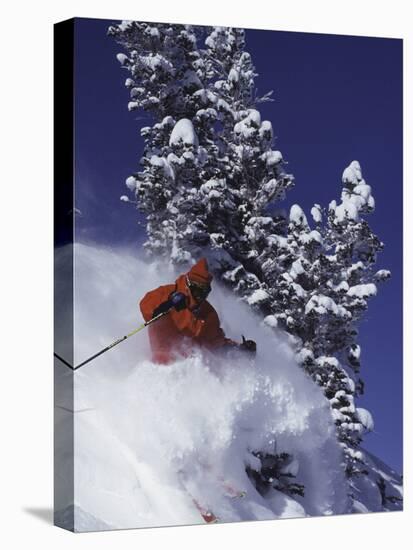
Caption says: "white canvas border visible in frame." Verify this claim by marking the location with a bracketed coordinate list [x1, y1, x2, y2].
[0, 1, 410, 548]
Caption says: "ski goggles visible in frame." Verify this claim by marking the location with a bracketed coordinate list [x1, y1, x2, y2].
[186, 278, 211, 300]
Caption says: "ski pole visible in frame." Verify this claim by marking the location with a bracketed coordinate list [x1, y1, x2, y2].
[54, 309, 170, 372]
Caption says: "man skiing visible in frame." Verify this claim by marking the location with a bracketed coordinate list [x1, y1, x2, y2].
[140, 257, 256, 365]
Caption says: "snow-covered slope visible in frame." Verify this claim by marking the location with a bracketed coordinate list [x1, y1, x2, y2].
[350, 449, 403, 513]
[54, 243, 401, 531]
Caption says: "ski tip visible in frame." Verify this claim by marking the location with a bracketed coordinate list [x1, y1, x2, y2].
[202, 512, 219, 524]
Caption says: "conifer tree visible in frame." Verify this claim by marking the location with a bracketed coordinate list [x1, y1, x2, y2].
[255, 161, 391, 501]
[109, 22, 294, 272]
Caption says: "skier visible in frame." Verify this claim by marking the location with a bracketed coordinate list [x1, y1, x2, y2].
[140, 258, 257, 364]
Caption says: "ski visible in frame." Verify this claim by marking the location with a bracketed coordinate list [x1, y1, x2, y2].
[177, 470, 219, 524]
[191, 498, 219, 524]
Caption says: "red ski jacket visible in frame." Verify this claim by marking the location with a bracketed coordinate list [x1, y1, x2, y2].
[139, 262, 235, 365]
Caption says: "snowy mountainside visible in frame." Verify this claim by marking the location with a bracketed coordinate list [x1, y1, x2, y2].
[350, 450, 403, 513]
[54, 243, 402, 531]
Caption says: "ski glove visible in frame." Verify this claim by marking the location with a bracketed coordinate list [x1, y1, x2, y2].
[152, 291, 187, 318]
[240, 335, 257, 353]
[170, 291, 187, 311]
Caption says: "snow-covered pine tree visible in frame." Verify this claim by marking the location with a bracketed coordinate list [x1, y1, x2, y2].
[200, 27, 295, 295]
[314, 162, 391, 489]
[108, 21, 217, 262]
[109, 22, 294, 274]
[259, 161, 391, 507]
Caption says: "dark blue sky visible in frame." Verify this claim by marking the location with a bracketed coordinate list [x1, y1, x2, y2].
[74, 18, 403, 473]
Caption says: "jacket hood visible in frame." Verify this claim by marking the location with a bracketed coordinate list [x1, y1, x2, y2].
[187, 258, 213, 285]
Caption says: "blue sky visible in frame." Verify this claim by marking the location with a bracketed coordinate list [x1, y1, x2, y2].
[74, 18, 403, 473]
